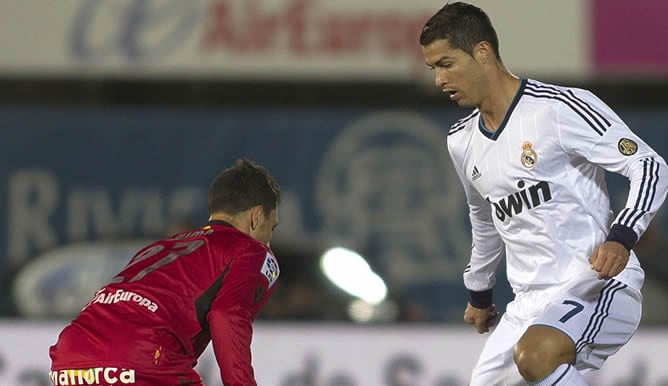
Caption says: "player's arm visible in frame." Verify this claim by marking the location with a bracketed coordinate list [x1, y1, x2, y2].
[207, 244, 273, 386]
[557, 89, 668, 278]
[448, 137, 505, 331]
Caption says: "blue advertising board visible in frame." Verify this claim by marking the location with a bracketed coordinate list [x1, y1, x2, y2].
[1, 107, 666, 320]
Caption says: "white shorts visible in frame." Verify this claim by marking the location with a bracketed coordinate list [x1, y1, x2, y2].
[469, 278, 642, 386]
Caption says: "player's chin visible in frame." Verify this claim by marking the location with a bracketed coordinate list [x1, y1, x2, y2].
[455, 98, 475, 108]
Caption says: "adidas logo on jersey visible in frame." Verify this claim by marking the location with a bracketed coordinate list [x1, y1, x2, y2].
[471, 166, 482, 181]
[488, 180, 552, 221]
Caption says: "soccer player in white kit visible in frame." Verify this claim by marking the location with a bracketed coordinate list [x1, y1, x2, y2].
[419, 2, 668, 385]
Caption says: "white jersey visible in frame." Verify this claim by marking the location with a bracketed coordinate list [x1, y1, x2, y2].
[448, 78, 668, 296]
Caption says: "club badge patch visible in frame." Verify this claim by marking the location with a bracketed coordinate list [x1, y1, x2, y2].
[260, 252, 279, 288]
[618, 138, 638, 156]
[521, 141, 537, 168]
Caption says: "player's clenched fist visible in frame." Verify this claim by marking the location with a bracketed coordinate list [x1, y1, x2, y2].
[464, 303, 500, 334]
[589, 241, 630, 280]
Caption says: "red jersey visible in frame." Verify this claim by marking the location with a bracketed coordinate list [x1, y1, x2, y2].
[49, 221, 279, 386]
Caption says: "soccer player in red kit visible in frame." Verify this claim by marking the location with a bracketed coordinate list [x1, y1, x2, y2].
[49, 158, 281, 386]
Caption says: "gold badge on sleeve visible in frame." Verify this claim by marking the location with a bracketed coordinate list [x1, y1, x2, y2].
[618, 138, 638, 156]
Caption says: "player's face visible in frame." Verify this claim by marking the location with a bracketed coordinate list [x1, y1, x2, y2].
[251, 207, 279, 247]
[422, 38, 486, 108]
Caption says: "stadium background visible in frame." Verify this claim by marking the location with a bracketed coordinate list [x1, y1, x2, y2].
[0, 0, 667, 384]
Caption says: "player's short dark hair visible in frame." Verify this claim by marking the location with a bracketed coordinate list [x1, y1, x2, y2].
[208, 158, 280, 216]
[419, 1, 501, 60]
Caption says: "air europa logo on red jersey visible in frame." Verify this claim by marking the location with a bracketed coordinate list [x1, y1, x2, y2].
[83, 288, 158, 312]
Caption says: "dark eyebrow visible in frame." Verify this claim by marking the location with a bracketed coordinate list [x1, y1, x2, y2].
[426, 55, 453, 68]
[434, 56, 453, 67]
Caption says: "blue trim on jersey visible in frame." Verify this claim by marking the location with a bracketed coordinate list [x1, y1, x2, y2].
[640, 157, 659, 211]
[523, 82, 611, 136]
[469, 288, 493, 308]
[575, 280, 627, 353]
[479, 123, 495, 135]
[551, 364, 572, 385]
[647, 158, 660, 208]
[564, 89, 611, 127]
[526, 81, 611, 128]
[449, 110, 480, 136]
[605, 224, 637, 250]
[617, 157, 660, 231]
[477, 78, 527, 140]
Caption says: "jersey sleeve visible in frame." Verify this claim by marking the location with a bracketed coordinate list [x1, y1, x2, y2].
[556, 88, 668, 249]
[207, 244, 275, 386]
[448, 134, 505, 308]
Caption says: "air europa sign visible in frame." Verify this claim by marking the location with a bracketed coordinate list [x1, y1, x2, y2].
[0, 0, 587, 78]
[68, 0, 430, 78]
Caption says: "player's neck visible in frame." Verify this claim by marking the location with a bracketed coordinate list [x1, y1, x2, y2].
[209, 212, 251, 235]
[478, 70, 520, 132]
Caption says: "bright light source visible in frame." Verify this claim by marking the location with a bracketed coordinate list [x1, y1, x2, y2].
[347, 299, 400, 323]
[348, 299, 375, 323]
[320, 247, 387, 305]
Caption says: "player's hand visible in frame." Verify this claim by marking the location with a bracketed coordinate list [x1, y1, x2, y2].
[464, 303, 499, 334]
[588, 241, 630, 280]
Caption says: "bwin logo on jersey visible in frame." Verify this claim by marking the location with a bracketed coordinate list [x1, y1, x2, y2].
[488, 180, 552, 221]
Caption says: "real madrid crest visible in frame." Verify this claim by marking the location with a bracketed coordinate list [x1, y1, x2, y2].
[618, 138, 638, 156]
[521, 141, 537, 168]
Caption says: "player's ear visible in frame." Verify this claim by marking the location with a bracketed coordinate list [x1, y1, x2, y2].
[474, 41, 491, 64]
[249, 205, 264, 231]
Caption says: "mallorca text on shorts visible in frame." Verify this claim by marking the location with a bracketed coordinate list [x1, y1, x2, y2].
[49, 368, 135, 385]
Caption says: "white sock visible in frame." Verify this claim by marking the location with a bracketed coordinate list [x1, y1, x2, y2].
[529, 363, 588, 385]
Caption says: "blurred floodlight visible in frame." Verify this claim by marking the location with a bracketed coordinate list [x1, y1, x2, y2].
[320, 247, 387, 305]
[348, 299, 375, 323]
[348, 299, 400, 323]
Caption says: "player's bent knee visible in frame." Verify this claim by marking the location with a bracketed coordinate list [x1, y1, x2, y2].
[513, 345, 554, 382]
[513, 325, 576, 382]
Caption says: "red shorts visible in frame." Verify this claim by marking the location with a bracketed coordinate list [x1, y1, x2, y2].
[49, 367, 204, 386]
